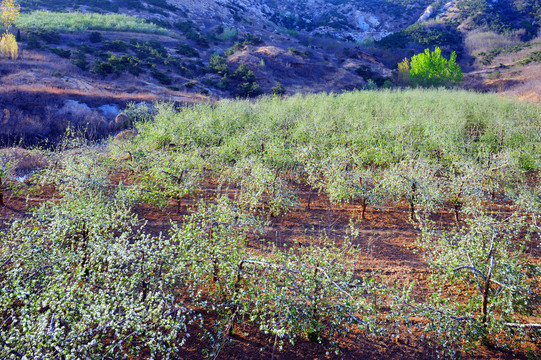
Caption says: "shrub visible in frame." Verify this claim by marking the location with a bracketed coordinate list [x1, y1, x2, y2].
[209, 54, 228, 75]
[130, 39, 167, 60]
[288, 46, 304, 56]
[235, 81, 263, 98]
[70, 49, 89, 70]
[271, 82, 285, 95]
[175, 43, 199, 57]
[79, 43, 96, 54]
[151, 68, 172, 85]
[409, 47, 463, 87]
[25, 34, 40, 49]
[91, 59, 116, 76]
[49, 47, 71, 58]
[0, 32, 18, 59]
[215, 26, 238, 41]
[518, 51, 541, 66]
[224, 42, 245, 56]
[174, 20, 208, 47]
[376, 23, 463, 52]
[355, 65, 387, 86]
[90, 54, 142, 76]
[239, 33, 262, 45]
[102, 40, 128, 52]
[88, 31, 102, 43]
[27, 28, 61, 44]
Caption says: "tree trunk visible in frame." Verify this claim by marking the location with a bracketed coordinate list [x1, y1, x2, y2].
[481, 258, 493, 325]
[306, 190, 312, 210]
[453, 202, 461, 222]
[409, 182, 417, 222]
[361, 198, 368, 220]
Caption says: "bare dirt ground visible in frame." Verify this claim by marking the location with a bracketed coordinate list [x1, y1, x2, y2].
[1, 175, 539, 359]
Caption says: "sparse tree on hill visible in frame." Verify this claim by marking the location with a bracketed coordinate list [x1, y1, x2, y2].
[0, 0, 20, 59]
[397, 57, 410, 86]
[0, 0, 19, 29]
[0, 31, 16, 59]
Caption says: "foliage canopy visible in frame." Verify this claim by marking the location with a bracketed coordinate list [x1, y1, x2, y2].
[0, 0, 19, 29]
[0, 31, 17, 58]
[409, 46, 463, 87]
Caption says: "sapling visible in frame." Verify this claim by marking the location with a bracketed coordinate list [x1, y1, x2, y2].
[222, 157, 297, 217]
[416, 208, 541, 351]
[382, 158, 441, 222]
[0, 164, 4, 206]
[440, 159, 483, 223]
[323, 160, 380, 219]
[0, 155, 15, 206]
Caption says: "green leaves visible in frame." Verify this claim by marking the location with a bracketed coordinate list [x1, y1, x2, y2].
[409, 47, 463, 87]
[2, 89, 541, 357]
[417, 210, 541, 354]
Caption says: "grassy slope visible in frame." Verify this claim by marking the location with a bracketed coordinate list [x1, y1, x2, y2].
[16, 11, 169, 34]
[136, 89, 541, 170]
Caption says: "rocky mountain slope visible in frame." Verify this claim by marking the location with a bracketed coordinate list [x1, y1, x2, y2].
[166, 0, 432, 42]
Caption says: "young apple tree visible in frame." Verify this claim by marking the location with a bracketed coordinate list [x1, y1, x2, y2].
[416, 208, 541, 354]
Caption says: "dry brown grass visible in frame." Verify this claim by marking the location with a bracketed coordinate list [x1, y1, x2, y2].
[465, 29, 525, 55]
[0, 46, 208, 146]
[501, 63, 541, 103]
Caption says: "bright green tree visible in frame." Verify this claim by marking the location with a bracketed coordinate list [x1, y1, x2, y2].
[409, 46, 462, 87]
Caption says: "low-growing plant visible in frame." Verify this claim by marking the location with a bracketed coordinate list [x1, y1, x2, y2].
[151, 68, 172, 85]
[16, 11, 169, 34]
[88, 30, 102, 43]
[175, 43, 199, 58]
[0, 153, 15, 205]
[49, 46, 71, 58]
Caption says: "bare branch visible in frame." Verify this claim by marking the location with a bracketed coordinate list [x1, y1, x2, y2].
[453, 265, 511, 290]
[316, 266, 355, 301]
[406, 303, 476, 322]
[504, 322, 541, 328]
[453, 265, 487, 282]
[0, 254, 13, 270]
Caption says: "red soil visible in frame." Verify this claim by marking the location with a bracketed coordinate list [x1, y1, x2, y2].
[1, 181, 538, 359]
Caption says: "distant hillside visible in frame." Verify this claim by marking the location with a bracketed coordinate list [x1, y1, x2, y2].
[1, 0, 540, 145]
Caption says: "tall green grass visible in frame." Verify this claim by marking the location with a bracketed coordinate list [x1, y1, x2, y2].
[16, 11, 169, 34]
[134, 88, 541, 170]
